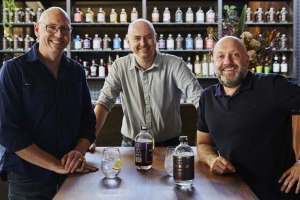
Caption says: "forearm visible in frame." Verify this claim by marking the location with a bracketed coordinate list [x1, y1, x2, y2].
[94, 104, 109, 138]
[197, 143, 219, 168]
[74, 138, 92, 156]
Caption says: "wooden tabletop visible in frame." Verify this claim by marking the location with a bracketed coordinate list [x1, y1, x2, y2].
[54, 147, 258, 200]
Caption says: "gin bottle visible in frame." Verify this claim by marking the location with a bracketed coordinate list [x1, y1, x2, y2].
[152, 7, 159, 23]
[36, 8, 44, 22]
[246, 7, 252, 22]
[85, 7, 94, 23]
[208, 55, 215, 77]
[163, 7, 171, 23]
[185, 33, 193, 50]
[280, 34, 288, 50]
[83, 61, 90, 77]
[175, 7, 183, 23]
[173, 136, 194, 188]
[175, 34, 183, 50]
[107, 55, 113, 74]
[2, 35, 9, 50]
[186, 57, 193, 71]
[90, 59, 98, 77]
[266, 7, 275, 23]
[131, 7, 138, 22]
[98, 59, 106, 77]
[74, 35, 82, 50]
[280, 7, 288, 23]
[205, 34, 214, 49]
[255, 7, 264, 23]
[135, 125, 153, 170]
[110, 8, 118, 23]
[93, 34, 102, 50]
[272, 54, 280, 74]
[280, 54, 288, 76]
[120, 8, 127, 23]
[74, 7, 83, 23]
[24, 35, 31, 50]
[123, 34, 130, 50]
[206, 7, 215, 23]
[166, 34, 174, 50]
[202, 55, 209, 77]
[185, 7, 194, 23]
[103, 34, 111, 50]
[158, 34, 166, 50]
[113, 34, 122, 50]
[196, 7, 204, 23]
[194, 55, 202, 77]
[83, 34, 91, 49]
[25, 8, 34, 23]
[194, 34, 203, 50]
[97, 7, 105, 23]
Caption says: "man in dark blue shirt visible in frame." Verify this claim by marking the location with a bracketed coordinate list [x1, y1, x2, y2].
[197, 36, 300, 199]
[0, 7, 97, 199]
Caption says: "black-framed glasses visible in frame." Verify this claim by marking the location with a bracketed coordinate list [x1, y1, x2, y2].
[39, 22, 73, 35]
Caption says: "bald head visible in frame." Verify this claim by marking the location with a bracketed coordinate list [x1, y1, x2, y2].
[38, 7, 70, 24]
[127, 19, 156, 36]
[213, 36, 247, 56]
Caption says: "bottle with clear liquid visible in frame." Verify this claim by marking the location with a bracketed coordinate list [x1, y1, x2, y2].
[36, 8, 44, 22]
[97, 7, 105, 23]
[158, 34, 166, 50]
[255, 7, 264, 23]
[202, 55, 209, 77]
[194, 34, 203, 50]
[83, 34, 91, 49]
[264, 57, 271, 74]
[3, 8, 10, 23]
[185, 33, 193, 50]
[163, 7, 171, 23]
[123, 34, 130, 50]
[74, 7, 83, 23]
[280, 34, 288, 50]
[194, 55, 202, 77]
[167, 34, 174, 50]
[185, 7, 194, 23]
[110, 8, 118, 23]
[14, 8, 24, 23]
[93, 34, 102, 50]
[246, 7, 252, 22]
[120, 8, 127, 23]
[103, 34, 111, 50]
[13, 35, 20, 50]
[208, 55, 215, 77]
[98, 59, 106, 77]
[173, 136, 194, 188]
[107, 55, 113, 74]
[25, 8, 34, 23]
[280, 54, 288, 76]
[280, 7, 288, 23]
[196, 7, 204, 23]
[175, 34, 183, 50]
[90, 59, 98, 77]
[24, 35, 31, 50]
[175, 7, 183, 23]
[272, 54, 280, 74]
[85, 7, 94, 23]
[205, 34, 214, 49]
[3, 35, 9, 50]
[152, 7, 159, 23]
[206, 7, 215, 23]
[135, 125, 153, 170]
[186, 57, 193, 71]
[74, 35, 82, 50]
[113, 34, 122, 50]
[83, 61, 90, 77]
[131, 7, 138, 22]
[266, 7, 275, 23]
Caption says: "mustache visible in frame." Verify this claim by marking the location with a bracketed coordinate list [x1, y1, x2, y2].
[220, 64, 239, 71]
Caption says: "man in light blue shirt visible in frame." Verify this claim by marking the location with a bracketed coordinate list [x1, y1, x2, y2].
[91, 19, 202, 148]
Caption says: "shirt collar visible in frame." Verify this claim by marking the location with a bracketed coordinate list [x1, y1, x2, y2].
[129, 51, 161, 71]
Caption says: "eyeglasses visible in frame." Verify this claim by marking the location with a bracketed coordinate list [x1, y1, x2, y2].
[39, 23, 73, 35]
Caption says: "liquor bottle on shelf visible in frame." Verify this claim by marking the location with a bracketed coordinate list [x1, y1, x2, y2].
[152, 7, 159, 23]
[186, 57, 193, 71]
[85, 7, 94, 23]
[266, 7, 275, 23]
[25, 8, 34, 23]
[13, 35, 21, 50]
[276, 8, 282, 22]
[131, 7, 138, 22]
[3, 8, 9, 23]
[173, 136, 194, 188]
[202, 55, 209, 77]
[195, 34, 203, 50]
[113, 34, 122, 50]
[83, 61, 90, 77]
[90, 59, 98, 77]
[254, 7, 264, 23]
[185, 33, 193, 50]
[103, 34, 111, 50]
[185, 7, 194, 23]
[194, 55, 202, 77]
[246, 7, 252, 22]
[263, 57, 271, 74]
[120, 8, 127, 23]
[175, 7, 183, 23]
[93, 34, 102, 50]
[74, 35, 82, 50]
[166, 34, 174, 50]
[110, 8, 118, 23]
[280, 34, 288, 50]
[158, 34, 166, 50]
[3, 35, 9, 50]
[206, 7, 215, 23]
[175, 34, 183, 50]
[24, 35, 31, 51]
[14, 8, 24, 23]
[135, 125, 153, 170]
[97, 7, 105, 23]
[205, 34, 214, 49]
[98, 59, 106, 77]
[272, 54, 280, 74]
[83, 34, 92, 49]
[280, 7, 288, 23]
[36, 8, 44, 22]
[123, 34, 130, 50]
[280, 54, 288, 76]
[208, 54, 215, 77]
[163, 7, 171, 23]
[74, 7, 83, 23]
[196, 7, 205, 23]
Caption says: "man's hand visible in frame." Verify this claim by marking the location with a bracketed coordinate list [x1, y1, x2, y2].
[76, 162, 99, 174]
[209, 156, 236, 175]
[278, 160, 300, 194]
[89, 142, 96, 152]
[61, 150, 86, 173]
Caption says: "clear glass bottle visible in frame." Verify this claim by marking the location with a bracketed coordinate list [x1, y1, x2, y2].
[113, 34, 122, 50]
[152, 7, 159, 23]
[83, 61, 90, 77]
[13, 35, 20, 50]
[74, 7, 83, 23]
[24, 34, 31, 50]
[90, 59, 98, 77]
[93, 34, 102, 50]
[163, 7, 171, 23]
[166, 34, 174, 50]
[131, 7, 138, 22]
[255, 7, 264, 23]
[98, 59, 106, 77]
[208, 54, 215, 77]
[280, 54, 288, 76]
[194, 34, 203, 50]
[85, 7, 94, 23]
[202, 55, 209, 77]
[205, 34, 214, 49]
[83, 34, 91, 49]
[123, 34, 130, 50]
[185, 33, 193, 50]
[196, 7, 205, 23]
[186, 57, 193, 71]
[25, 8, 34, 23]
[2, 35, 9, 50]
[107, 55, 113, 74]
[175, 34, 183, 50]
[3, 8, 10, 23]
[280, 34, 288, 50]
[206, 7, 215, 23]
[110, 8, 118, 23]
[97, 7, 106, 23]
[74, 35, 82, 50]
[173, 136, 194, 188]
[158, 34, 166, 50]
[14, 8, 24, 23]
[246, 7, 252, 22]
[103, 34, 111, 50]
[185, 7, 194, 23]
[175, 7, 183, 23]
[264, 57, 271, 74]
[280, 7, 288, 23]
[135, 125, 153, 170]
[120, 8, 127, 23]
[266, 7, 275, 23]
[272, 54, 280, 74]
[194, 55, 202, 77]
[36, 8, 44, 22]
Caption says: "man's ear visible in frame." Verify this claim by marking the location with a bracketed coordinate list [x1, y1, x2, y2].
[34, 23, 40, 38]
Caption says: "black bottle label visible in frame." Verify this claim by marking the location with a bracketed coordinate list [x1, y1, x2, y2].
[173, 155, 194, 180]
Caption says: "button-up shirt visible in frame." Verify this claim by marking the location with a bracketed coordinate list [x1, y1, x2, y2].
[97, 51, 202, 142]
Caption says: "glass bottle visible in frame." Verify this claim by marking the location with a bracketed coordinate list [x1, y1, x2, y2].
[255, 7, 264, 23]
[90, 59, 98, 77]
[175, 34, 183, 50]
[24, 34, 31, 50]
[194, 34, 203, 50]
[123, 34, 130, 50]
[131, 7, 138, 22]
[13, 35, 20, 50]
[264, 57, 271, 74]
[205, 34, 214, 49]
[276, 8, 282, 22]
[266, 7, 275, 23]
[74, 7, 83, 23]
[36, 8, 44, 22]
[206, 7, 215, 23]
[98, 59, 106, 77]
[120, 8, 127, 23]
[280, 34, 288, 50]
[163, 7, 171, 23]
[246, 7, 252, 22]
[2, 35, 9, 50]
[166, 34, 174, 50]
[202, 55, 209, 77]
[208, 54, 215, 77]
[93, 34, 102, 50]
[173, 136, 194, 188]
[135, 125, 153, 170]
[103, 34, 111, 50]
[107, 55, 113, 74]
[158, 34, 166, 50]
[152, 7, 159, 23]
[83, 34, 91, 49]
[185, 7, 194, 23]
[110, 8, 118, 23]
[280, 7, 288, 23]
[272, 54, 280, 74]
[25, 8, 34, 23]
[175, 7, 183, 23]
[85, 7, 94, 23]
[185, 33, 193, 50]
[113, 34, 122, 50]
[186, 57, 193, 71]
[196, 7, 205, 23]
[97, 7, 105, 23]
[194, 55, 202, 77]
[3, 8, 10, 23]
[74, 35, 82, 50]
[83, 61, 90, 77]
[14, 8, 24, 23]
[280, 54, 288, 76]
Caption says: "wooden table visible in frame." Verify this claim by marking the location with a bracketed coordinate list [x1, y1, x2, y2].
[54, 147, 258, 200]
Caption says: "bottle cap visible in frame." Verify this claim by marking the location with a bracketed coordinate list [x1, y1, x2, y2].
[141, 125, 147, 130]
[179, 136, 188, 142]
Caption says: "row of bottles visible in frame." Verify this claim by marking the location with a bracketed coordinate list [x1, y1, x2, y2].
[74, 7, 138, 23]
[2, 34, 35, 50]
[151, 6, 215, 23]
[246, 6, 288, 23]
[185, 54, 215, 77]
[3, 7, 44, 23]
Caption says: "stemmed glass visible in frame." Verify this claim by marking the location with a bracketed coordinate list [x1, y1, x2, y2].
[164, 146, 176, 176]
[101, 147, 122, 179]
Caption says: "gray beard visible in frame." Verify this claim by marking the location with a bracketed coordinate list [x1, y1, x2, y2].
[217, 70, 247, 88]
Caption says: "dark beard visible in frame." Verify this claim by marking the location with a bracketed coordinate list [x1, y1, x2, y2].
[217, 69, 247, 88]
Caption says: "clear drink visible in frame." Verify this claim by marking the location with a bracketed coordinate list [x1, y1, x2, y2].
[101, 148, 122, 179]
[164, 146, 175, 176]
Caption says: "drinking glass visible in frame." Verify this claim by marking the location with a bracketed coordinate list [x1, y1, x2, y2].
[101, 147, 122, 178]
[164, 146, 176, 176]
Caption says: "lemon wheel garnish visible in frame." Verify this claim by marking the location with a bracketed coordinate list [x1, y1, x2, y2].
[113, 159, 122, 170]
